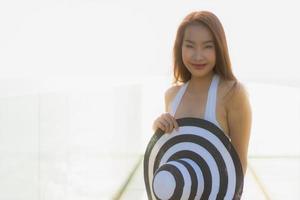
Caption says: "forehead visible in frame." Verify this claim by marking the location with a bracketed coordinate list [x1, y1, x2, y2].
[183, 23, 214, 43]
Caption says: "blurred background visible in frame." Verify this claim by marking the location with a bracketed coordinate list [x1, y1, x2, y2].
[0, 0, 299, 199]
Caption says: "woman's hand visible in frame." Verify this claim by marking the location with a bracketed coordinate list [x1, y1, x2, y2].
[152, 113, 179, 133]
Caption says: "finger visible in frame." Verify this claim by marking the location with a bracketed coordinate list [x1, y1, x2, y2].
[165, 114, 178, 132]
[161, 117, 173, 133]
[156, 121, 166, 131]
[172, 118, 179, 130]
[154, 122, 164, 131]
[152, 120, 159, 131]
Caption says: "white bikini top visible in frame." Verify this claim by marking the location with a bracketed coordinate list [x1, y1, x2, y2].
[169, 73, 223, 131]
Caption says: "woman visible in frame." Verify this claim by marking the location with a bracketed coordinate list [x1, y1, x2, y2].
[148, 10, 252, 199]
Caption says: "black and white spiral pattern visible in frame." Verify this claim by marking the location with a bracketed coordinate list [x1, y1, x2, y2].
[144, 118, 244, 200]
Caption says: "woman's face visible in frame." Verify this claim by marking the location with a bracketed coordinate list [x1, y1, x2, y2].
[182, 23, 216, 79]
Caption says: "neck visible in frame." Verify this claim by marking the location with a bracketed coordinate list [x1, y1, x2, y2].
[187, 72, 215, 94]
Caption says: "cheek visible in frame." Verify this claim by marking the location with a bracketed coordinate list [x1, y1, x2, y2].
[209, 49, 217, 58]
[181, 48, 192, 61]
[204, 49, 216, 61]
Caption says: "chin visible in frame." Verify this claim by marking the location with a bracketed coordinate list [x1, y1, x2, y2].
[190, 70, 213, 78]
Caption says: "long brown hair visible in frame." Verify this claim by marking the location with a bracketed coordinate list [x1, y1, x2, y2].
[172, 11, 237, 84]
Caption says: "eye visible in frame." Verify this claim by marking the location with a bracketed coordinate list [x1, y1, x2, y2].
[205, 45, 213, 49]
[185, 45, 193, 48]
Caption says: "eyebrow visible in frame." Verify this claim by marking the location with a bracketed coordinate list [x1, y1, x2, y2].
[184, 39, 214, 44]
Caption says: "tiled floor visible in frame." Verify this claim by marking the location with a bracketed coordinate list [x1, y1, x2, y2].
[119, 156, 300, 200]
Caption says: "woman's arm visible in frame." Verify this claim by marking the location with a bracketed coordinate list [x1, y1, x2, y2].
[226, 82, 252, 175]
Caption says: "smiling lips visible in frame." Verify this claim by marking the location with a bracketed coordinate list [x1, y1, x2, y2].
[191, 63, 206, 69]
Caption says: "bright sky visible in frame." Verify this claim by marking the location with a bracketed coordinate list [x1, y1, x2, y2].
[0, 0, 299, 86]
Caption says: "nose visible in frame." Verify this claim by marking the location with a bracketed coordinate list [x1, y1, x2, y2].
[192, 50, 205, 61]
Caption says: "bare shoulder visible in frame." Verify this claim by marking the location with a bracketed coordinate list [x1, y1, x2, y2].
[219, 79, 250, 109]
[226, 81, 250, 110]
[164, 84, 182, 112]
